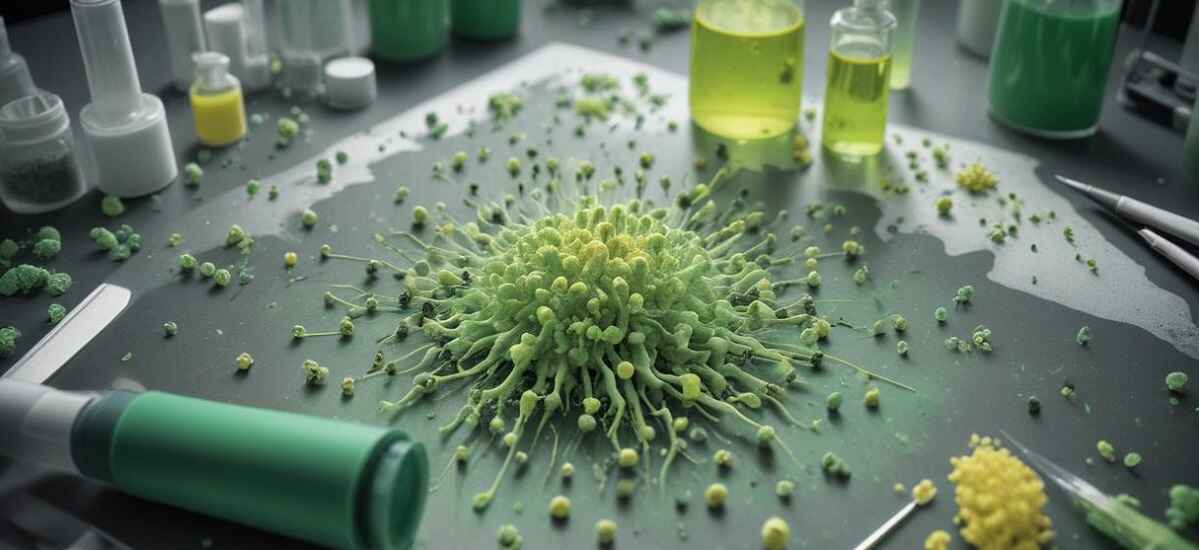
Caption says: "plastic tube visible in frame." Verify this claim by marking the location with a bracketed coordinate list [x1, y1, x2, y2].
[204, 4, 249, 87]
[888, 0, 920, 90]
[242, 0, 272, 91]
[0, 380, 429, 550]
[157, 0, 206, 91]
[72, 0, 177, 196]
[0, 17, 36, 109]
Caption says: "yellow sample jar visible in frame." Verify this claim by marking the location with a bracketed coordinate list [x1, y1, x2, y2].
[689, 0, 805, 140]
[190, 52, 246, 147]
[820, 0, 895, 158]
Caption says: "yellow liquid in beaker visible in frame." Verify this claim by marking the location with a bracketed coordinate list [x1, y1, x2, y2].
[821, 49, 891, 157]
[689, 0, 805, 140]
[191, 88, 246, 147]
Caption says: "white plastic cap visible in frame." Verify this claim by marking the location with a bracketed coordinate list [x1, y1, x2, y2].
[0, 380, 97, 474]
[324, 56, 375, 110]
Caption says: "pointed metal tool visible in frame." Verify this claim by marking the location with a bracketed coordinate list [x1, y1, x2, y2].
[852, 500, 919, 550]
[1054, 174, 1199, 247]
[2, 283, 131, 384]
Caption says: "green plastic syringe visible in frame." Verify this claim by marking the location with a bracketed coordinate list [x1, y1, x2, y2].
[1003, 432, 1198, 550]
[0, 379, 428, 550]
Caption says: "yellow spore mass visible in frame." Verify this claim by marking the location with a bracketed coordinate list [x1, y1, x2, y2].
[954, 162, 998, 193]
[948, 434, 1054, 550]
[912, 478, 937, 506]
[924, 529, 952, 550]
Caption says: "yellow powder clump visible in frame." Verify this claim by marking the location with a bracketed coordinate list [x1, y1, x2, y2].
[947, 434, 1054, 550]
[924, 529, 952, 550]
[912, 479, 938, 506]
[955, 162, 998, 193]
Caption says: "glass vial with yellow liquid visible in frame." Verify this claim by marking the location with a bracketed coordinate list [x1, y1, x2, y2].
[820, 0, 895, 157]
[190, 52, 246, 147]
[689, 0, 805, 140]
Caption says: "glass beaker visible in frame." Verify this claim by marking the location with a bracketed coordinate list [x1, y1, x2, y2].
[689, 0, 806, 140]
[820, 0, 895, 157]
[987, 0, 1123, 139]
[0, 92, 88, 214]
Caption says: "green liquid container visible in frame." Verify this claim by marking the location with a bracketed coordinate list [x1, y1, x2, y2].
[451, 0, 520, 40]
[0, 381, 428, 550]
[987, 0, 1123, 138]
[369, 0, 447, 62]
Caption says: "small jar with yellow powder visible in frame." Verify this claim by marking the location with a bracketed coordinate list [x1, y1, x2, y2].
[190, 52, 246, 147]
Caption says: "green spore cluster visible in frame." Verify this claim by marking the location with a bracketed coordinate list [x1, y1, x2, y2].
[1166, 371, 1188, 394]
[101, 194, 125, 217]
[488, 92, 524, 123]
[0, 264, 71, 297]
[311, 192, 911, 512]
[954, 162, 998, 193]
[48, 303, 67, 325]
[821, 451, 851, 479]
[89, 224, 142, 262]
[953, 285, 974, 305]
[0, 326, 20, 356]
[1076, 326, 1091, 346]
[32, 226, 62, 260]
[1167, 484, 1199, 530]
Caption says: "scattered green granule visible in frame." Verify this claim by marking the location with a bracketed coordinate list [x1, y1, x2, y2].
[932, 147, 950, 169]
[0, 326, 19, 356]
[283, 251, 299, 268]
[268, 185, 279, 200]
[341, 377, 355, 397]
[987, 224, 1007, 244]
[213, 268, 232, 287]
[0, 264, 61, 297]
[496, 524, 522, 549]
[1086, 258, 1098, 274]
[638, 153, 655, 170]
[1, 238, 20, 261]
[954, 162, 998, 193]
[853, 264, 872, 286]
[896, 340, 910, 356]
[167, 232, 183, 248]
[100, 194, 125, 217]
[335, 151, 349, 164]
[226, 224, 247, 247]
[1122, 452, 1142, 468]
[615, 479, 637, 499]
[594, 518, 618, 544]
[1027, 396, 1041, 415]
[572, 97, 609, 120]
[505, 157, 521, 177]
[302, 359, 329, 385]
[301, 208, 319, 228]
[488, 92, 524, 122]
[1063, 226, 1075, 245]
[760, 516, 791, 550]
[183, 162, 204, 186]
[316, 159, 333, 183]
[1166, 371, 1189, 393]
[163, 321, 178, 337]
[704, 483, 728, 509]
[821, 451, 851, 478]
[1166, 484, 1199, 530]
[970, 325, 994, 352]
[871, 319, 887, 337]
[891, 315, 909, 333]
[277, 117, 300, 143]
[47, 303, 66, 325]
[1097, 440, 1116, 463]
[672, 416, 689, 433]
[89, 225, 141, 261]
[1075, 326, 1091, 346]
[864, 387, 881, 408]
[32, 238, 60, 260]
[1060, 382, 1076, 400]
[841, 239, 864, 258]
[548, 495, 571, 520]
[953, 285, 975, 305]
[618, 448, 639, 468]
[826, 391, 843, 412]
[934, 306, 948, 323]
[411, 205, 429, 228]
[245, 179, 261, 197]
[178, 254, 197, 271]
[559, 462, 574, 479]
[234, 352, 254, 371]
[775, 479, 796, 499]
[931, 196, 953, 217]
[713, 449, 733, 468]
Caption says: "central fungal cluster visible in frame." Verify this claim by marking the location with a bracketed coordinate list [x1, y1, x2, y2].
[308, 187, 902, 510]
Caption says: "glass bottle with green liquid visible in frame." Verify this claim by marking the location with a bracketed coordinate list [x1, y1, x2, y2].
[689, 0, 806, 140]
[820, 0, 896, 158]
[987, 0, 1123, 138]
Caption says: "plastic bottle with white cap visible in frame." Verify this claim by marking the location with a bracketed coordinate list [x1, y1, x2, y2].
[0, 17, 36, 109]
[278, 0, 354, 100]
[190, 52, 246, 146]
[72, 0, 178, 197]
[157, 0, 207, 92]
[0, 92, 88, 213]
[204, 4, 250, 87]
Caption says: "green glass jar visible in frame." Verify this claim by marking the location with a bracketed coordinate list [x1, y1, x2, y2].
[451, 0, 520, 40]
[369, 0, 447, 62]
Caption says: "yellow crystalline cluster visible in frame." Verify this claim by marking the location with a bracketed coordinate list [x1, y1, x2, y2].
[954, 162, 998, 193]
[924, 529, 952, 550]
[948, 434, 1054, 550]
[912, 479, 937, 506]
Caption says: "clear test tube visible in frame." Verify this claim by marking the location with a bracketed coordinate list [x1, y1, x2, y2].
[242, 0, 273, 92]
[72, 0, 178, 197]
[157, 0, 206, 92]
[888, 0, 920, 90]
[0, 17, 36, 108]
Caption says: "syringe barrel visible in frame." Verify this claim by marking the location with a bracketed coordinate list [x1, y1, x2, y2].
[71, 0, 142, 126]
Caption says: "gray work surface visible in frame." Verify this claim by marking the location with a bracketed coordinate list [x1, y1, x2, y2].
[1, 1, 1198, 549]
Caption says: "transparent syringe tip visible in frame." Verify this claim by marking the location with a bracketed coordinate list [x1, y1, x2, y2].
[71, 0, 143, 126]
